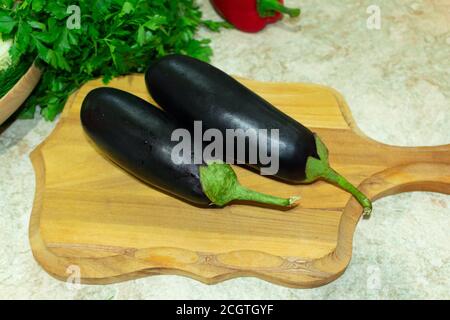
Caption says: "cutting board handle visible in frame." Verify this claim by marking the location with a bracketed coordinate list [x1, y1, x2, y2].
[363, 161, 450, 201]
[335, 160, 450, 262]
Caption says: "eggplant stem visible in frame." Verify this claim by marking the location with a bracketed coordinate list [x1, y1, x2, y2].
[321, 167, 372, 219]
[234, 185, 300, 207]
[257, 0, 301, 18]
[305, 134, 373, 218]
[199, 162, 299, 208]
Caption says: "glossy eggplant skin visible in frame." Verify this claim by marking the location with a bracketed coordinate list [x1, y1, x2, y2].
[145, 54, 318, 183]
[80, 87, 210, 206]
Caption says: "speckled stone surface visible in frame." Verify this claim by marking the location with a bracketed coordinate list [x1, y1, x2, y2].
[0, 0, 449, 299]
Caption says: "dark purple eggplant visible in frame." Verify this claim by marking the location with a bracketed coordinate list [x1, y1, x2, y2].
[145, 54, 372, 217]
[80, 87, 298, 208]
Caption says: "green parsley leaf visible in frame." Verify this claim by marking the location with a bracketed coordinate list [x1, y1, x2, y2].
[0, 12, 16, 33]
[3, 0, 227, 121]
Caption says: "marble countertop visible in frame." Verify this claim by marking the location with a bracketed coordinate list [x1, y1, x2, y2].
[0, 0, 448, 299]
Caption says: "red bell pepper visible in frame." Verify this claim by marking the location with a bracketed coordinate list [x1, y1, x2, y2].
[211, 0, 301, 33]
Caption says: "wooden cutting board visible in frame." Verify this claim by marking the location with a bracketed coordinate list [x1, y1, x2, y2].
[29, 75, 450, 288]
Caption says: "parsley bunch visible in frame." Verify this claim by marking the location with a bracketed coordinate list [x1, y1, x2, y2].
[0, 0, 227, 120]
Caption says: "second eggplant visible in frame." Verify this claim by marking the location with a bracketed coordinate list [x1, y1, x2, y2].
[145, 54, 372, 217]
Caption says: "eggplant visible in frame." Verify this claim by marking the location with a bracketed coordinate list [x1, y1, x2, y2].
[80, 87, 298, 208]
[145, 54, 372, 217]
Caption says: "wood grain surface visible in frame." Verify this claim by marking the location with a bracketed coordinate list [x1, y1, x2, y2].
[29, 75, 450, 288]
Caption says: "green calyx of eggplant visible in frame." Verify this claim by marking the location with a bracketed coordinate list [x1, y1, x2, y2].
[199, 162, 299, 208]
[305, 134, 373, 218]
[257, 0, 301, 18]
